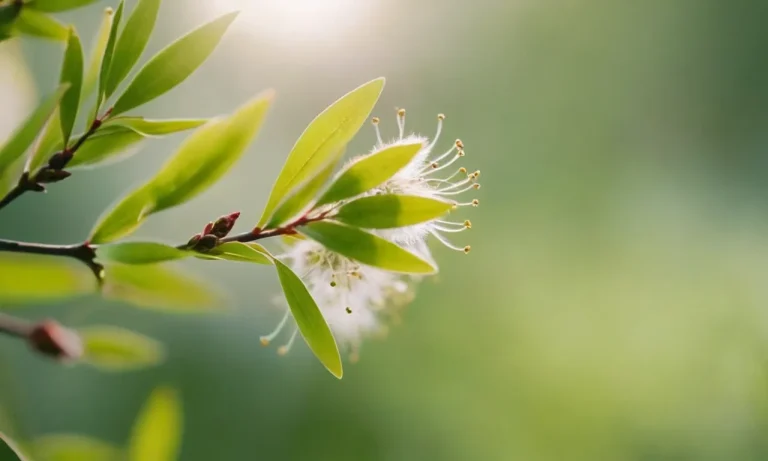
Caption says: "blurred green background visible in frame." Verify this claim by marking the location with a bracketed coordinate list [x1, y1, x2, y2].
[2, 0, 768, 459]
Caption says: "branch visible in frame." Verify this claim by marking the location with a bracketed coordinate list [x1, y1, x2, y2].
[0, 109, 111, 212]
[0, 239, 102, 277]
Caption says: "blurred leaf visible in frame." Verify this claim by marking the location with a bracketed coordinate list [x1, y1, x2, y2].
[112, 12, 238, 116]
[257, 77, 385, 226]
[274, 259, 342, 379]
[316, 142, 422, 206]
[102, 117, 207, 136]
[27, 109, 61, 175]
[28, 0, 100, 12]
[96, 242, 190, 265]
[97, 0, 123, 107]
[90, 92, 272, 244]
[301, 221, 435, 274]
[0, 253, 97, 304]
[31, 435, 121, 461]
[128, 387, 182, 461]
[0, 85, 68, 177]
[335, 195, 454, 229]
[59, 27, 84, 145]
[13, 8, 67, 41]
[104, 0, 161, 99]
[67, 125, 144, 168]
[82, 7, 115, 106]
[0, 5, 21, 41]
[80, 326, 164, 371]
[203, 242, 272, 265]
[0, 432, 29, 461]
[266, 158, 337, 229]
[102, 263, 223, 312]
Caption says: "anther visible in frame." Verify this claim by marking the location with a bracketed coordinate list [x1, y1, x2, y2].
[346, 307, 352, 314]
[459, 167, 468, 174]
[464, 220, 472, 228]
[473, 183, 481, 190]
[458, 150, 465, 157]
[371, 117, 380, 124]
[438, 113, 445, 121]
[431, 162, 438, 169]
[455, 139, 464, 149]
[463, 245, 471, 254]
[398, 109, 406, 117]
[472, 199, 479, 207]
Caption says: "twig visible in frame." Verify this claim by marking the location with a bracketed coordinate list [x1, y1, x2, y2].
[0, 240, 102, 278]
[0, 313, 82, 360]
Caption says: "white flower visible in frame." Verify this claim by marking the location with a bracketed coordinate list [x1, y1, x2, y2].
[263, 110, 479, 361]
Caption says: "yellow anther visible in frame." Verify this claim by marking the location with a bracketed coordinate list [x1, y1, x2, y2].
[463, 245, 471, 254]
[455, 139, 464, 149]
[458, 150, 465, 157]
[472, 199, 479, 207]
[431, 162, 439, 169]
[260, 337, 270, 346]
[398, 108, 406, 117]
[371, 116, 380, 124]
[277, 346, 288, 356]
[346, 307, 352, 314]
[459, 167, 468, 174]
[473, 183, 481, 190]
[437, 113, 446, 121]
[464, 220, 472, 228]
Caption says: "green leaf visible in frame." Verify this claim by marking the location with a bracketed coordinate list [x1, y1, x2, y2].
[90, 92, 272, 244]
[27, 109, 62, 175]
[0, 84, 68, 176]
[82, 7, 115, 104]
[129, 387, 182, 461]
[265, 157, 337, 229]
[0, 253, 97, 303]
[257, 78, 385, 226]
[97, 0, 123, 107]
[0, 432, 29, 461]
[203, 242, 272, 265]
[0, 5, 21, 41]
[80, 326, 164, 371]
[13, 8, 67, 41]
[316, 142, 422, 206]
[32, 435, 121, 461]
[59, 27, 84, 145]
[104, 0, 161, 99]
[102, 116, 207, 136]
[274, 259, 342, 379]
[96, 242, 190, 265]
[101, 263, 223, 312]
[112, 12, 238, 116]
[28, 0, 100, 12]
[66, 125, 145, 168]
[335, 194, 454, 229]
[301, 221, 435, 274]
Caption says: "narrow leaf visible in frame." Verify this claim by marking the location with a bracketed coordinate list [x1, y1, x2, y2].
[13, 8, 67, 41]
[82, 7, 115, 103]
[335, 195, 454, 229]
[102, 263, 223, 312]
[0, 84, 68, 176]
[67, 125, 144, 168]
[104, 0, 161, 98]
[27, 108, 61, 175]
[266, 158, 337, 229]
[129, 387, 182, 461]
[0, 253, 97, 303]
[274, 259, 342, 378]
[90, 92, 272, 244]
[257, 77, 385, 226]
[31, 435, 121, 461]
[0, 5, 21, 41]
[0, 432, 29, 461]
[28, 0, 100, 12]
[59, 27, 84, 145]
[97, 0, 124, 107]
[96, 242, 190, 265]
[80, 326, 164, 371]
[112, 12, 238, 116]
[203, 242, 272, 265]
[316, 142, 422, 206]
[102, 116, 207, 136]
[301, 221, 435, 274]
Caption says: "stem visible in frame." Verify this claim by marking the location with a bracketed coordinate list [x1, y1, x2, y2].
[0, 109, 111, 212]
[0, 313, 32, 339]
[0, 240, 102, 278]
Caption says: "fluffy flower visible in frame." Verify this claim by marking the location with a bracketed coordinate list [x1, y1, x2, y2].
[263, 110, 480, 360]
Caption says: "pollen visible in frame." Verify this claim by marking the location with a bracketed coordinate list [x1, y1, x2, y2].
[455, 139, 464, 149]
[371, 116, 380, 124]
[438, 113, 446, 121]
[463, 245, 471, 254]
[459, 167, 468, 174]
[398, 108, 406, 117]
[472, 199, 479, 207]
[260, 337, 270, 346]
[473, 183, 481, 190]
[464, 220, 472, 228]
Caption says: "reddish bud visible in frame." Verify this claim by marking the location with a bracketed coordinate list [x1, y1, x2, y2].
[203, 221, 214, 235]
[186, 234, 202, 248]
[211, 211, 240, 238]
[196, 234, 219, 251]
[28, 321, 83, 360]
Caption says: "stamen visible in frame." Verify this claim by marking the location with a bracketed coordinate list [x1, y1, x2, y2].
[427, 114, 445, 151]
[435, 175, 474, 190]
[439, 183, 479, 196]
[433, 225, 469, 233]
[277, 327, 299, 356]
[260, 309, 291, 346]
[455, 199, 480, 207]
[397, 109, 406, 139]
[346, 307, 352, 314]
[436, 219, 468, 227]
[430, 229, 468, 252]
[425, 153, 463, 175]
[371, 117, 383, 145]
